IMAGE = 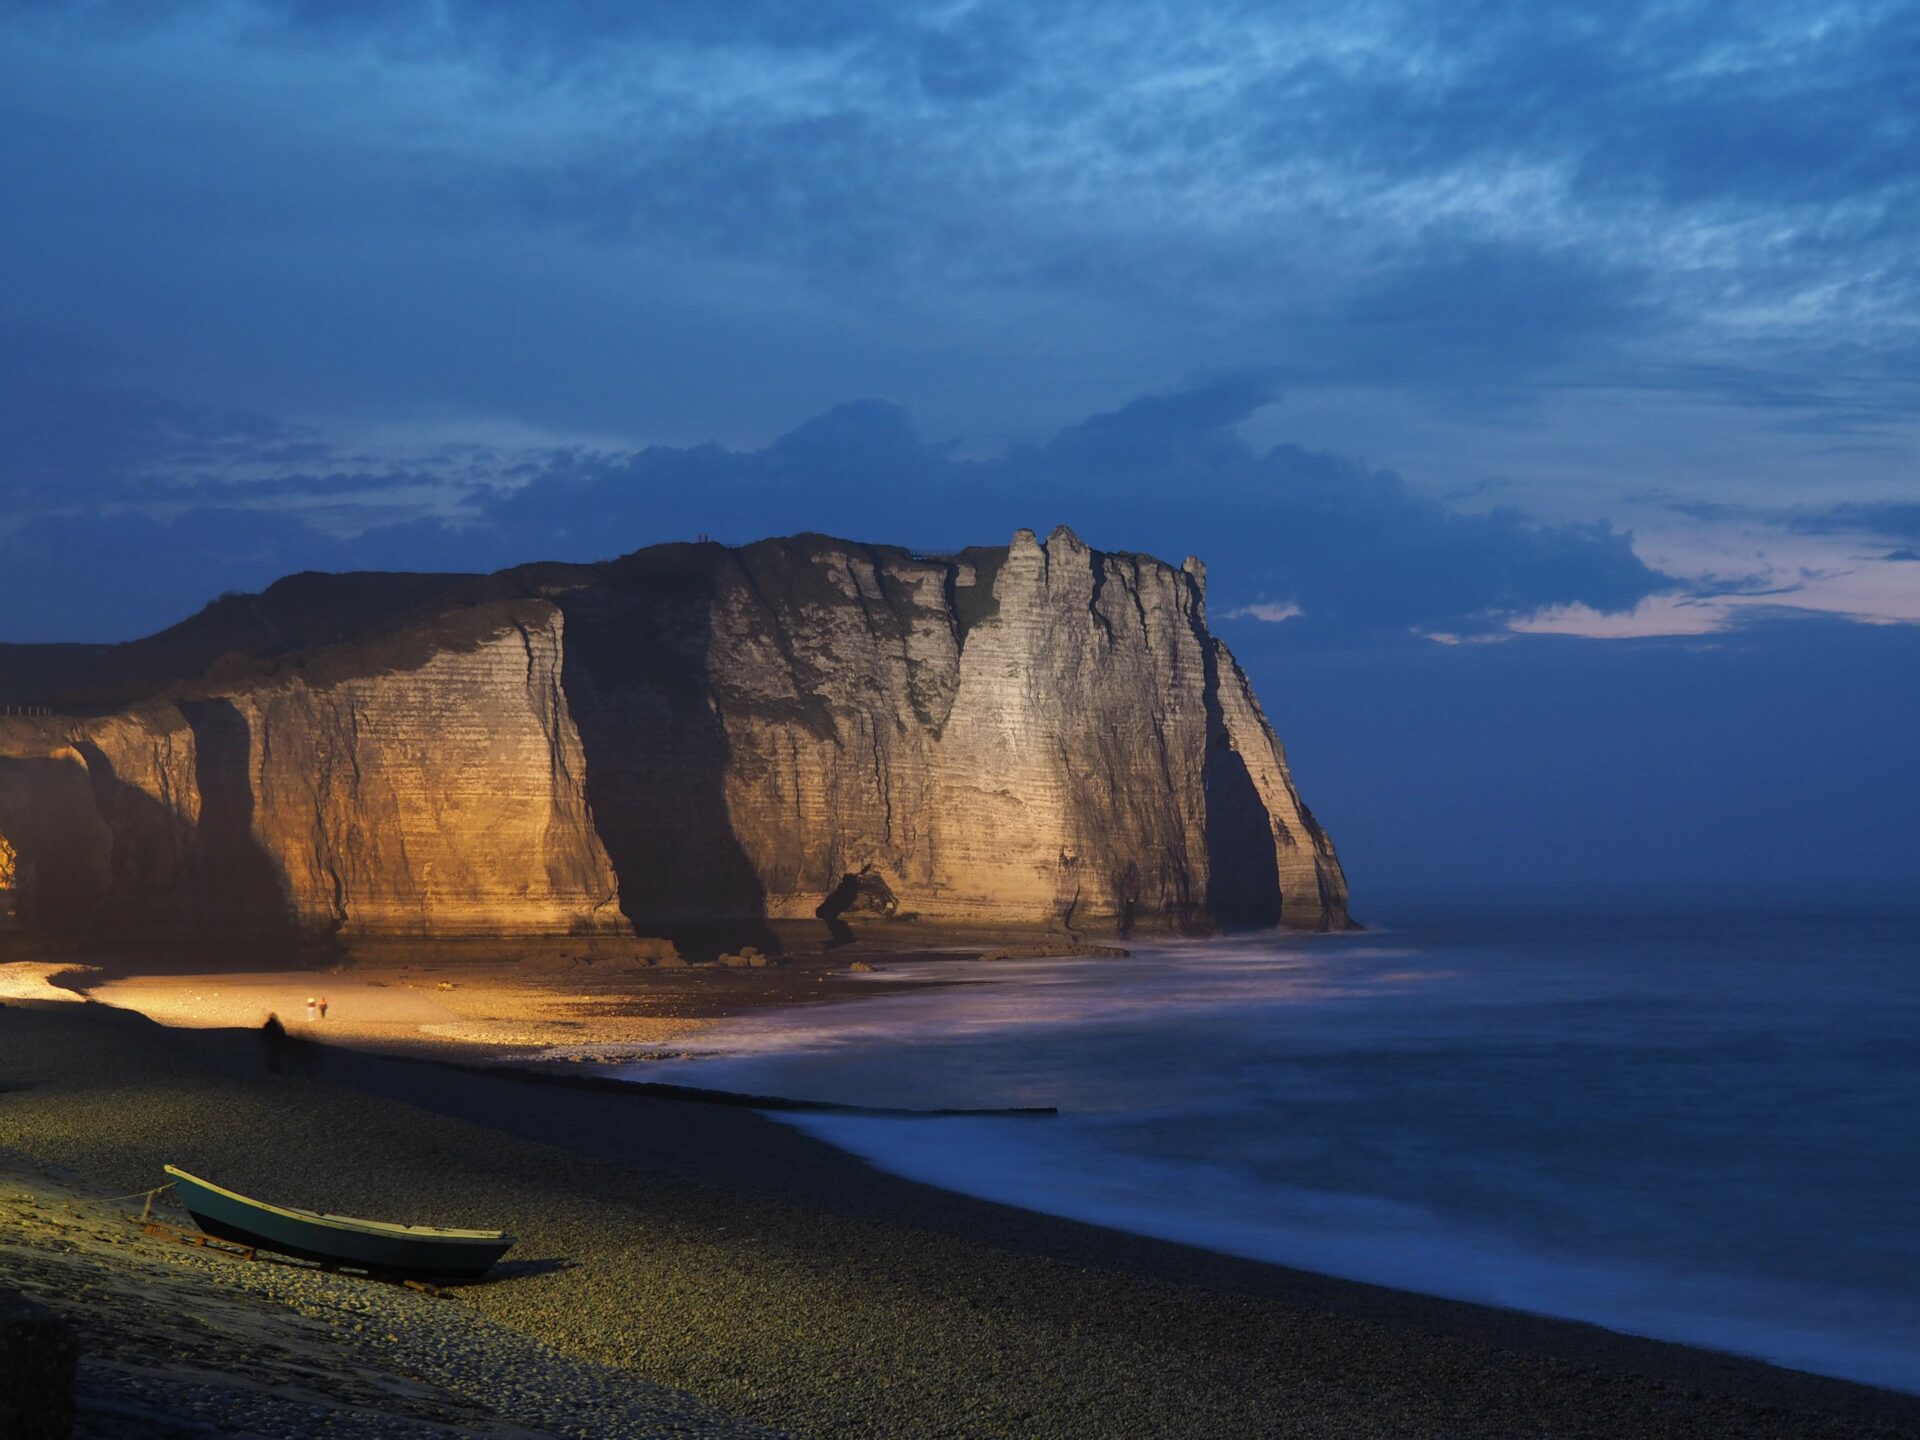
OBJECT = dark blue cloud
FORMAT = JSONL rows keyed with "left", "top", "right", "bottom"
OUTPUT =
{"left": 0, "top": 328, "right": 322, "bottom": 502}
{"left": 0, "top": 1, "right": 1912, "bottom": 643}
{"left": 475, "top": 379, "right": 1673, "bottom": 646}
{"left": 1672, "top": 498, "right": 1920, "bottom": 546}
{"left": 23, "top": 0, "right": 915, "bottom": 57}
{"left": 6, "top": 0, "right": 1915, "bottom": 459}
{"left": 917, "top": 9, "right": 1025, "bottom": 101}
{"left": 1333, "top": 243, "right": 1651, "bottom": 381}
{"left": 1573, "top": 8, "right": 1920, "bottom": 208}
{"left": 0, "top": 379, "right": 1670, "bottom": 643}
{"left": 1787, "top": 502, "right": 1920, "bottom": 543}
{"left": 0, "top": 509, "right": 340, "bottom": 643}
{"left": 0, "top": 504, "right": 517, "bottom": 643}
{"left": 1042, "top": 375, "right": 1280, "bottom": 468}
{"left": 1228, "top": 3, "right": 1920, "bottom": 213}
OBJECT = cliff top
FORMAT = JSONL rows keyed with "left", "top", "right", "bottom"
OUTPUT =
{"left": 0, "top": 528, "right": 1187, "bottom": 715}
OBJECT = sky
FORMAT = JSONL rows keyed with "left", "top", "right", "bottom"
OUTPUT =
{"left": 3, "top": 1, "right": 1917, "bottom": 897}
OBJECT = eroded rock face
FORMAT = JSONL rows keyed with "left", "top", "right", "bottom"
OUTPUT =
{"left": 0, "top": 530, "right": 1349, "bottom": 937}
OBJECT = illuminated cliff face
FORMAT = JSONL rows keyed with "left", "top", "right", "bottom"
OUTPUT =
{"left": 0, "top": 831, "right": 15, "bottom": 917}
{"left": 0, "top": 530, "right": 1350, "bottom": 939}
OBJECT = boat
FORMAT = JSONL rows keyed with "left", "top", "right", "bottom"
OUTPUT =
{"left": 163, "top": 1165, "right": 515, "bottom": 1279}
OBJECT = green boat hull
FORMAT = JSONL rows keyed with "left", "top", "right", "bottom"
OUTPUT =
{"left": 166, "top": 1166, "right": 514, "bottom": 1279}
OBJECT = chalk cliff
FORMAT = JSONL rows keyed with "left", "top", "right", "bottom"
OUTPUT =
{"left": 0, "top": 529, "right": 1349, "bottom": 938}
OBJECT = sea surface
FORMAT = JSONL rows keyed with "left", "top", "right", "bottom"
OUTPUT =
{"left": 627, "top": 892, "right": 1920, "bottom": 1391}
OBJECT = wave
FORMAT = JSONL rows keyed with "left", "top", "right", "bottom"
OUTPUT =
{"left": 628, "top": 914, "right": 1920, "bottom": 1394}
{"left": 780, "top": 1109, "right": 1920, "bottom": 1393}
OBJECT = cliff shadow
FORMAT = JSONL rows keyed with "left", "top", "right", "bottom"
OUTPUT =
{"left": 556, "top": 562, "right": 776, "bottom": 955}
{"left": 0, "top": 755, "right": 114, "bottom": 933}
{"left": 1203, "top": 741, "right": 1284, "bottom": 929}
{"left": 69, "top": 739, "right": 196, "bottom": 931}
{"left": 0, "top": 727, "right": 302, "bottom": 942}
{"left": 177, "top": 700, "right": 300, "bottom": 935}
{"left": 1199, "top": 640, "right": 1283, "bottom": 931}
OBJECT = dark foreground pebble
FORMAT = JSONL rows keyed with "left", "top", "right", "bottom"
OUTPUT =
{"left": 3, "top": 999, "right": 1917, "bottom": 1440}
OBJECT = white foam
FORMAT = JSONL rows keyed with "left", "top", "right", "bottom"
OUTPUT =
{"left": 623, "top": 924, "right": 1920, "bottom": 1394}
{"left": 782, "top": 1110, "right": 1920, "bottom": 1393}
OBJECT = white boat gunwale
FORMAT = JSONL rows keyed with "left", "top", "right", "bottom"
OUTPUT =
{"left": 163, "top": 1165, "right": 513, "bottom": 1244}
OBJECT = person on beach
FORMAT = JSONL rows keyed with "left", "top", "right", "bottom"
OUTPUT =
{"left": 318, "top": 996, "right": 328, "bottom": 1020}
{"left": 305, "top": 996, "right": 317, "bottom": 1022}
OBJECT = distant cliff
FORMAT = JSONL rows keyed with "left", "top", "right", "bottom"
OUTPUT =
{"left": 0, "top": 529, "right": 1349, "bottom": 939}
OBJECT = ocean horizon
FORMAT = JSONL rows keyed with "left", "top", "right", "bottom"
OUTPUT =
{"left": 629, "top": 888, "right": 1920, "bottom": 1393}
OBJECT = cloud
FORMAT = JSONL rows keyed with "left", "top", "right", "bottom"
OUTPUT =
{"left": 1786, "top": 502, "right": 1920, "bottom": 544}
{"left": 1669, "top": 497, "right": 1920, "bottom": 548}
{"left": 1569, "top": 8, "right": 1920, "bottom": 211}
{"left": 1510, "top": 595, "right": 1727, "bottom": 640}
{"left": 0, "top": 508, "right": 337, "bottom": 642}
{"left": 0, "top": 376, "right": 1679, "bottom": 644}
{"left": 1334, "top": 242, "right": 1652, "bottom": 380}
{"left": 0, "top": 502, "right": 525, "bottom": 643}
{"left": 1041, "top": 375, "right": 1282, "bottom": 468}
{"left": 482, "top": 377, "right": 1679, "bottom": 643}
{"left": 917, "top": 9, "right": 1025, "bottom": 101}
{"left": 5, "top": 0, "right": 1916, "bottom": 462}
{"left": 0, "top": 328, "right": 332, "bottom": 506}
{"left": 1, "top": 3, "right": 1914, "bottom": 644}
{"left": 1610, "top": 497, "right": 1920, "bottom": 632}
{"left": 1225, "top": 602, "right": 1304, "bottom": 624}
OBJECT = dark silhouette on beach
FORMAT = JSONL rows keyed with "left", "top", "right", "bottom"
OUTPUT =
{"left": 259, "top": 1012, "right": 320, "bottom": 1077}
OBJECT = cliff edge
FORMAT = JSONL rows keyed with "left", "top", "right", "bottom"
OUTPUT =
{"left": 0, "top": 529, "right": 1349, "bottom": 938}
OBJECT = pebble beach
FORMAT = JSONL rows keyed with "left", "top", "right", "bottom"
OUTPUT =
{"left": 5, "top": 963, "right": 1920, "bottom": 1439}
{"left": 0, "top": 1161, "right": 779, "bottom": 1439}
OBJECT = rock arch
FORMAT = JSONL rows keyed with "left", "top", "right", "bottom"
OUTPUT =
{"left": 0, "top": 829, "right": 16, "bottom": 921}
{"left": 0, "top": 751, "right": 115, "bottom": 933}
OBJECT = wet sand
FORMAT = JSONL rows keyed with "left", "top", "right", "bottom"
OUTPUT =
{"left": 78, "top": 963, "right": 717, "bottom": 1056}
{"left": 14, "top": 928, "right": 1003, "bottom": 1061}
{"left": 3, "top": 986, "right": 1918, "bottom": 1439}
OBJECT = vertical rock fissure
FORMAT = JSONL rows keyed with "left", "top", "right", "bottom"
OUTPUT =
{"left": 941, "top": 562, "right": 963, "bottom": 647}
{"left": 1087, "top": 555, "right": 1115, "bottom": 644}
{"left": 1122, "top": 556, "right": 1159, "bottom": 647}
{"left": 869, "top": 723, "right": 894, "bottom": 851}
{"left": 316, "top": 698, "right": 353, "bottom": 929}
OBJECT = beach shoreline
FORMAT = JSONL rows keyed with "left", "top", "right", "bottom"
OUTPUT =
{"left": 0, "top": 926, "right": 1045, "bottom": 1065}
{"left": 3, "top": 964, "right": 1919, "bottom": 1438}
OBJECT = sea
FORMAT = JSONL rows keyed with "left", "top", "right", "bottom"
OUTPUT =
{"left": 627, "top": 889, "right": 1920, "bottom": 1392}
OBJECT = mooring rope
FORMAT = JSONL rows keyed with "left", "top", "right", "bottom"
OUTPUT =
{"left": 96, "top": 1181, "right": 177, "bottom": 1205}
{"left": 89, "top": 1180, "right": 180, "bottom": 1222}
